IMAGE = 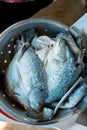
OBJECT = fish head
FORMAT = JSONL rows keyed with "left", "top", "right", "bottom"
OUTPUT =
{"left": 28, "top": 87, "right": 45, "bottom": 112}
{"left": 50, "top": 37, "right": 70, "bottom": 62}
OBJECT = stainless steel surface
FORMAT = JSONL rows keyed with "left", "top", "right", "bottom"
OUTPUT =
{"left": 0, "top": 18, "right": 70, "bottom": 125}
{"left": 0, "top": 13, "right": 87, "bottom": 130}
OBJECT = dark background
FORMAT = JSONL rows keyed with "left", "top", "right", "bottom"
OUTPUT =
{"left": 32, "top": 0, "right": 87, "bottom": 27}
{"left": 0, "top": 0, "right": 53, "bottom": 33}
{"left": 0, "top": 0, "right": 87, "bottom": 32}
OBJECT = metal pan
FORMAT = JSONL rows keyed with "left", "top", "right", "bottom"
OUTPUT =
{"left": 0, "top": 17, "right": 83, "bottom": 126}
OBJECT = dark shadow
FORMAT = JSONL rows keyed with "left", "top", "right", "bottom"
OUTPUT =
{"left": 0, "top": 0, "right": 53, "bottom": 33}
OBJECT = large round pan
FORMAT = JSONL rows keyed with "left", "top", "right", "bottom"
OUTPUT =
{"left": 0, "top": 18, "right": 76, "bottom": 125}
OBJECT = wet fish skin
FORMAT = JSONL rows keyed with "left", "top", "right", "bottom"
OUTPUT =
{"left": 56, "top": 31, "right": 81, "bottom": 56}
{"left": 45, "top": 36, "right": 84, "bottom": 104}
{"left": 5, "top": 43, "right": 47, "bottom": 111}
{"left": 60, "top": 84, "right": 87, "bottom": 109}
{"left": 18, "top": 46, "right": 47, "bottom": 112}
{"left": 5, "top": 45, "right": 30, "bottom": 109}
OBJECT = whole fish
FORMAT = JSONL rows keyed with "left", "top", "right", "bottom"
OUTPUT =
{"left": 5, "top": 43, "right": 47, "bottom": 112}
{"left": 44, "top": 36, "right": 84, "bottom": 104}
{"left": 18, "top": 46, "right": 47, "bottom": 112}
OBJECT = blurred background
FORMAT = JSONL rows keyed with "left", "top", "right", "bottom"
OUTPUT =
{"left": 32, "top": 0, "right": 87, "bottom": 26}
{"left": 0, "top": 0, "right": 87, "bottom": 32}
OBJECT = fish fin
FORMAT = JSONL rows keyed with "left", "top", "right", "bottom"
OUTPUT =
{"left": 23, "top": 28, "right": 35, "bottom": 42}
{"left": 18, "top": 44, "right": 30, "bottom": 61}
{"left": 21, "top": 45, "right": 28, "bottom": 55}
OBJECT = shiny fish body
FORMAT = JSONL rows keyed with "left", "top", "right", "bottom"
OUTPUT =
{"left": 5, "top": 45, "right": 30, "bottom": 109}
{"left": 45, "top": 37, "right": 84, "bottom": 104}
{"left": 60, "top": 84, "right": 87, "bottom": 108}
{"left": 17, "top": 46, "right": 47, "bottom": 112}
{"left": 6, "top": 44, "right": 47, "bottom": 112}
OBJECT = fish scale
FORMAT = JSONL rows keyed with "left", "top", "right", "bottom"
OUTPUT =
{"left": 5, "top": 44, "right": 47, "bottom": 112}
{"left": 44, "top": 37, "right": 84, "bottom": 104}
{"left": 45, "top": 57, "right": 75, "bottom": 103}
{"left": 17, "top": 46, "right": 47, "bottom": 111}
{"left": 18, "top": 46, "right": 47, "bottom": 89}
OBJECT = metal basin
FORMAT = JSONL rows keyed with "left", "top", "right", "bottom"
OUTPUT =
{"left": 0, "top": 18, "right": 84, "bottom": 126}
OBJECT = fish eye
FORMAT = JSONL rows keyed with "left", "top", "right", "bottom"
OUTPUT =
{"left": 39, "top": 88, "right": 43, "bottom": 92}
{"left": 51, "top": 44, "right": 54, "bottom": 47}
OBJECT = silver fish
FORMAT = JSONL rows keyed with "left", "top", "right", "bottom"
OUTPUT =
{"left": 45, "top": 36, "right": 84, "bottom": 104}
{"left": 5, "top": 44, "right": 29, "bottom": 109}
{"left": 5, "top": 44, "right": 47, "bottom": 112}
{"left": 50, "top": 82, "right": 87, "bottom": 109}
{"left": 60, "top": 84, "right": 87, "bottom": 109}
{"left": 18, "top": 46, "right": 47, "bottom": 112}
